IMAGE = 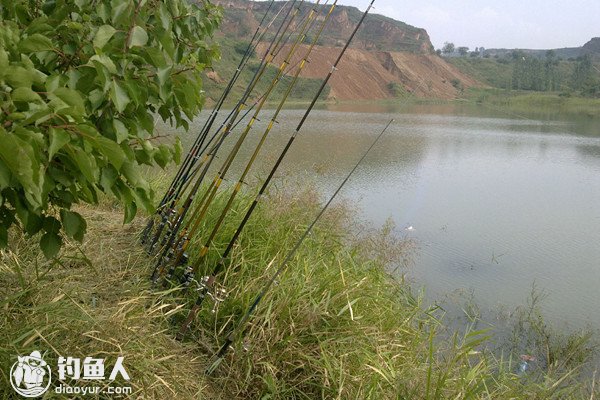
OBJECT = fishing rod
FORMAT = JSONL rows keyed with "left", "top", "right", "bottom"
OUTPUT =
{"left": 176, "top": 0, "right": 339, "bottom": 284}
{"left": 163, "top": 1, "right": 339, "bottom": 291}
{"left": 149, "top": 0, "right": 310, "bottom": 278}
{"left": 141, "top": 0, "right": 279, "bottom": 244}
{"left": 150, "top": 43, "right": 318, "bottom": 224}
{"left": 148, "top": 49, "right": 307, "bottom": 233}
{"left": 147, "top": 0, "right": 311, "bottom": 260}
{"left": 146, "top": 0, "right": 303, "bottom": 258}
{"left": 177, "top": 0, "right": 375, "bottom": 335}
{"left": 157, "top": 0, "right": 291, "bottom": 206}
{"left": 147, "top": 1, "right": 321, "bottom": 242}
{"left": 152, "top": 0, "right": 322, "bottom": 281}
{"left": 205, "top": 118, "right": 394, "bottom": 375}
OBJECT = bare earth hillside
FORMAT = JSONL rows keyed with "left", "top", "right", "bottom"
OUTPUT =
{"left": 255, "top": 43, "right": 481, "bottom": 100}
{"left": 211, "top": 0, "right": 483, "bottom": 100}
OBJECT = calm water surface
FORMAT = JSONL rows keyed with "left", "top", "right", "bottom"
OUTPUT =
{"left": 170, "top": 103, "right": 600, "bottom": 329}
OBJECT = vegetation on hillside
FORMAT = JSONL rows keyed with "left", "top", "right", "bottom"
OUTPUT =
{"left": 448, "top": 51, "right": 600, "bottom": 98}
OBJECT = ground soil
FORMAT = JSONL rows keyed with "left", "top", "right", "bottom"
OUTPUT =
{"left": 255, "top": 43, "right": 484, "bottom": 100}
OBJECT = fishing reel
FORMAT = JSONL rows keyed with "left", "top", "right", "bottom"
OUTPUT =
{"left": 180, "top": 265, "right": 195, "bottom": 288}
{"left": 196, "top": 276, "right": 228, "bottom": 314}
{"left": 163, "top": 252, "right": 189, "bottom": 288}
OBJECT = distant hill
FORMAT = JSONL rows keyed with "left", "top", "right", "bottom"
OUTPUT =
{"left": 484, "top": 37, "right": 600, "bottom": 60}
{"left": 203, "top": 1, "right": 482, "bottom": 101}
{"left": 582, "top": 37, "right": 600, "bottom": 57}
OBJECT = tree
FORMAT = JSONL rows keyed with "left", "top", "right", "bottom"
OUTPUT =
{"left": 0, "top": 0, "right": 221, "bottom": 258}
{"left": 572, "top": 55, "right": 597, "bottom": 93}
{"left": 457, "top": 46, "right": 469, "bottom": 56}
{"left": 442, "top": 42, "right": 455, "bottom": 55}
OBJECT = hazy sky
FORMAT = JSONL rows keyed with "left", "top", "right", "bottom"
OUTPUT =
{"left": 335, "top": 0, "right": 600, "bottom": 50}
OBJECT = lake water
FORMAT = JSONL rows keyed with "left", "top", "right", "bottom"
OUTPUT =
{"left": 170, "top": 103, "right": 600, "bottom": 330}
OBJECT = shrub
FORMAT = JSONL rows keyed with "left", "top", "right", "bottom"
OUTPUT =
{"left": 0, "top": 0, "right": 221, "bottom": 258}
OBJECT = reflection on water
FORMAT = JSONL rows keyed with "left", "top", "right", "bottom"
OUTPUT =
{"left": 170, "top": 103, "right": 600, "bottom": 329}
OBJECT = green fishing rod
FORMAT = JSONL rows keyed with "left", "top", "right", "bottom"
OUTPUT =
{"left": 141, "top": 0, "right": 279, "bottom": 245}
{"left": 155, "top": 0, "right": 289, "bottom": 205}
{"left": 147, "top": 46, "right": 313, "bottom": 262}
{"left": 205, "top": 118, "right": 393, "bottom": 375}
{"left": 147, "top": 0, "right": 310, "bottom": 262}
{"left": 146, "top": 0, "right": 302, "bottom": 256}
{"left": 165, "top": 1, "right": 338, "bottom": 294}
{"left": 171, "top": 1, "right": 338, "bottom": 296}
{"left": 152, "top": 0, "right": 322, "bottom": 281}
{"left": 177, "top": 0, "right": 375, "bottom": 335}
{"left": 146, "top": 0, "right": 298, "bottom": 254}
{"left": 150, "top": 0, "right": 309, "bottom": 279}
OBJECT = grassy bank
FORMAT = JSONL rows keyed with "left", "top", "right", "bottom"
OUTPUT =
{"left": 1, "top": 179, "right": 598, "bottom": 398}
{"left": 464, "top": 88, "right": 600, "bottom": 118}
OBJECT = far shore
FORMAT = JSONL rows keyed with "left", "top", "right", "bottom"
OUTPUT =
{"left": 205, "top": 89, "right": 600, "bottom": 119}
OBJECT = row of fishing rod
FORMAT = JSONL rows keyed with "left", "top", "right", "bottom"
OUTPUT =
{"left": 140, "top": 0, "right": 382, "bottom": 374}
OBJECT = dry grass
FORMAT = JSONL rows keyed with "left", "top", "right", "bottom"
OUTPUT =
{"left": 0, "top": 205, "right": 223, "bottom": 399}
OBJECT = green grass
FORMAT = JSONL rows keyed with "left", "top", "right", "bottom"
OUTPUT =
{"left": 465, "top": 87, "right": 600, "bottom": 118}
{"left": 1, "top": 172, "right": 598, "bottom": 398}
{"left": 448, "top": 57, "right": 514, "bottom": 89}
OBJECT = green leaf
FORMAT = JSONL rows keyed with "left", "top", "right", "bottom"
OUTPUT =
{"left": 24, "top": 213, "right": 43, "bottom": 236}
{"left": 157, "top": 66, "right": 172, "bottom": 86}
{"left": 0, "top": 158, "right": 11, "bottom": 187}
{"left": 133, "top": 187, "right": 154, "bottom": 213}
{"left": 11, "top": 87, "right": 42, "bottom": 102}
{"left": 128, "top": 26, "right": 148, "bottom": 48}
{"left": 153, "top": 145, "right": 172, "bottom": 168}
{"left": 60, "top": 209, "right": 87, "bottom": 242}
{"left": 157, "top": 29, "right": 175, "bottom": 59}
{"left": 100, "top": 165, "right": 118, "bottom": 191}
{"left": 110, "top": 80, "right": 130, "bottom": 113}
{"left": 94, "top": 136, "right": 126, "bottom": 170}
{"left": 113, "top": 119, "right": 129, "bottom": 143}
{"left": 88, "top": 89, "right": 105, "bottom": 111}
{"left": 48, "top": 128, "right": 71, "bottom": 159}
{"left": 93, "top": 25, "right": 116, "bottom": 50}
{"left": 0, "top": 131, "right": 42, "bottom": 206}
{"left": 53, "top": 87, "right": 86, "bottom": 114}
{"left": 40, "top": 231, "right": 62, "bottom": 259}
{"left": 121, "top": 161, "right": 148, "bottom": 190}
{"left": 123, "top": 199, "right": 137, "bottom": 224}
{"left": 0, "top": 48, "right": 9, "bottom": 74}
{"left": 71, "top": 147, "right": 98, "bottom": 182}
{"left": 111, "top": 1, "right": 131, "bottom": 26}
{"left": 43, "top": 216, "right": 62, "bottom": 234}
{"left": 89, "top": 54, "right": 118, "bottom": 75}
{"left": 5, "top": 67, "right": 33, "bottom": 88}
{"left": 19, "top": 34, "right": 54, "bottom": 52}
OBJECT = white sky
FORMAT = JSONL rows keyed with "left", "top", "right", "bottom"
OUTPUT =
{"left": 331, "top": 0, "right": 600, "bottom": 50}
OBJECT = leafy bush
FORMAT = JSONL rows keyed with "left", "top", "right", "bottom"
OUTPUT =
{"left": 0, "top": 0, "right": 221, "bottom": 258}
